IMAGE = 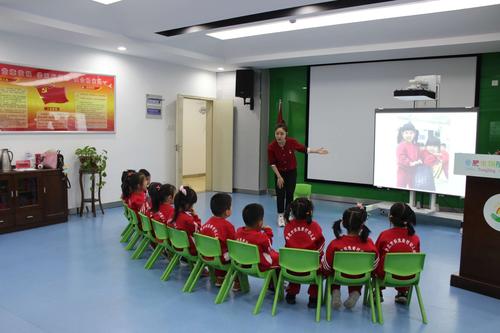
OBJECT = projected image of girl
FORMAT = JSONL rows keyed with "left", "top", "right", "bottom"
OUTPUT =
{"left": 396, "top": 122, "right": 422, "bottom": 188}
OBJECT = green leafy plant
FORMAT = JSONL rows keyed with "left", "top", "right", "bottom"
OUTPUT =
{"left": 75, "top": 146, "right": 108, "bottom": 190}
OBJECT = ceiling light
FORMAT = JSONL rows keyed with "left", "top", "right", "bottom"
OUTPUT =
{"left": 207, "top": 0, "right": 500, "bottom": 40}
{"left": 92, "top": 0, "right": 123, "bottom": 5}
{"left": 117, "top": 46, "right": 127, "bottom": 51}
{"left": 217, "top": 67, "right": 225, "bottom": 71}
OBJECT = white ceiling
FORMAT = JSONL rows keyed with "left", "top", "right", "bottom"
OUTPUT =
{"left": 0, "top": 0, "right": 499, "bottom": 71}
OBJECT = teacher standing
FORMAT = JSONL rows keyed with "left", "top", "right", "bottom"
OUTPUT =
{"left": 268, "top": 122, "right": 328, "bottom": 227}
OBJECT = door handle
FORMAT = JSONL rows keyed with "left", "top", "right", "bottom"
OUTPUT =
{"left": 26, "top": 215, "right": 34, "bottom": 219}
{"left": 11, "top": 190, "right": 14, "bottom": 198}
{"left": 43, "top": 187, "right": 46, "bottom": 194}
{"left": 0, "top": 220, "right": 4, "bottom": 224}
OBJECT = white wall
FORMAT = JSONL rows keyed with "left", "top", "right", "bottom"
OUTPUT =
{"left": 0, "top": 31, "right": 216, "bottom": 209}
{"left": 182, "top": 98, "right": 206, "bottom": 176}
{"left": 217, "top": 70, "right": 269, "bottom": 193}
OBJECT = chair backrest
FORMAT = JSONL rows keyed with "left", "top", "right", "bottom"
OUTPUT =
{"left": 194, "top": 233, "right": 228, "bottom": 268}
{"left": 383, "top": 253, "right": 426, "bottom": 286}
{"left": 127, "top": 207, "right": 139, "bottom": 226}
{"left": 194, "top": 233, "right": 222, "bottom": 257}
{"left": 122, "top": 202, "right": 130, "bottom": 220}
{"left": 332, "top": 251, "right": 376, "bottom": 285}
{"left": 167, "top": 227, "right": 190, "bottom": 250}
{"left": 293, "top": 183, "right": 312, "bottom": 200}
{"left": 152, "top": 219, "right": 168, "bottom": 241}
{"left": 138, "top": 212, "right": 152, "bottom": 232}
{"left": 227, "top": 239, "right": 262, "bottom": 276}
{"left": 279, "top": 248, "right": 320, "bottom": 283}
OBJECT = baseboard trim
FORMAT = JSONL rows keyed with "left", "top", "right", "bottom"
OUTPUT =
{"left": 233, "top": 188, "right": 268, "bottom": 195}
{"left": 69, "top": 201, "right": 123, "bottom": 215}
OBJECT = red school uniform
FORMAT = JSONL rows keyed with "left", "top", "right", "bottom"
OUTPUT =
{"left": 175, "top": 211, "right": 202, "bottom": 256}
{"left": 268, "top": 137, "right": 306, "bottom": 172}
{"left": 322, "top": 235, "right": 378, "bottom": 293}
{"left": 128, "top": 191, "right": 146, "bottom": 212}
{"left": 284, "top": 219, "right": 325, "bottom": 298}
{"left": 322, "top": 235, "right": 378, "bottom": 274}
{"left": 235, "top": 227, "right": 279, "bottom": 272}
{"left": 151, "top": 203, "right": 174, "bottom": 226}
{"left": 200, "top": 216, "right": 236, "bottom": 262}
{"left": 375, "top": 227, "right": 420, "bottom": 278}
{"left": 284, "top": 219, "right": 325, "bottom": 252}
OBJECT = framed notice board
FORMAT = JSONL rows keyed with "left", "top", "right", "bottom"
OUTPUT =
{"left": 0, "top": 63, "right": 115, "bottom": 133}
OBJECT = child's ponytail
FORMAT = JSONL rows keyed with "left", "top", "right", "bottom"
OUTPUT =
{"left": 359, "top": 225, "right": 371, "bottom": 242}
{"left": 172, "top": 185, "right": 197, "bottom": 223}
{"left": 332, "top": 219, "right": 343, "bottom": 239}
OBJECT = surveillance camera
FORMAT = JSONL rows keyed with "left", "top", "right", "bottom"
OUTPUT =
{"left": 289, "top": 19, "right": 296, "bottom": 24}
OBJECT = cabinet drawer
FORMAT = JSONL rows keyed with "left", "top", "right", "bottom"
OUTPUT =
{"left": 15, "top": 210, "right": 43, "bottom": 226}
{"left": 0, "top": 212, "right": 15, "bottom": 229}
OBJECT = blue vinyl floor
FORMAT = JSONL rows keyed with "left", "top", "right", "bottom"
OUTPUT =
{"left": 1, "top": 192, "right": 499, "bottom": 333}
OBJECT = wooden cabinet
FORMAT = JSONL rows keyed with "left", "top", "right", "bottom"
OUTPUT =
{"left": 0, "top": 169, "right": 68, "bottom": 234}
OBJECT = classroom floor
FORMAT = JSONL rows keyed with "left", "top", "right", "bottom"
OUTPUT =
{"left": 1, "top": 192, "right": 499, "bottom": 333}
{"left": 182, "top": 174, "right": 206, "bottom": 192}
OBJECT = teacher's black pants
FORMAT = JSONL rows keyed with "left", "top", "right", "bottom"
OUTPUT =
{"left": 275, "top": 169, "right": 297, "bottom": 214}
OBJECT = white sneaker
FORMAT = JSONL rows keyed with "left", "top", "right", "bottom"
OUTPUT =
{"left": 277, "top": 214, "right": 286, "bottom": 227}
{"left": 332, "top": 289, "right": 342, "bottom": 309}
{"left": 344, "top": 291, "right": 361, "bottom": 309}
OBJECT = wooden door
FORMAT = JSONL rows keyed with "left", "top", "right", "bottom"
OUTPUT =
{"left": 14, "top": 173, "right": 43, "bottom": 226}
{"left": 43, "top": 170, "right": 68, "bottom": 224}
{"left": 211, "top": 99, "right": 234, "bottom": 192}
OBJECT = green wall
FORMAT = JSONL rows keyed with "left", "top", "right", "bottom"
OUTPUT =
{"left": 268, "top": 53, "right": 500, "bottom": 209}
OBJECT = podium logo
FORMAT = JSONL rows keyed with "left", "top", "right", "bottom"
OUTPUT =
{"left": 483, "top": 194, "right": 500, "bottom": 232}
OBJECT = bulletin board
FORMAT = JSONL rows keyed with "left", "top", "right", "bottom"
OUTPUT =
{"left": 0, "top": 63, "right": 115, "bottom": 132}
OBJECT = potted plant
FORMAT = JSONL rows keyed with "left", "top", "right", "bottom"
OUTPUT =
{"left": 75, "top": 146, "right": 108, "bottom": 189}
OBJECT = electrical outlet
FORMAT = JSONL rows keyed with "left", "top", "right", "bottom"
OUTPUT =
{"left": 492, "top": 80, "right": 499, "bottom": 87}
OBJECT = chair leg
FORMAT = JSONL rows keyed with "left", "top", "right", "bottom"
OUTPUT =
{"left": 407, "top": 285, "right": 414, "bottom": 305}
{"left": 326, "top": 277, "right": 332, "bottom": 321}
{"left": 363, "top": 282, "right": 369, "bottom": 306}
{"left": 239, "top": 273, "right": 250, "bottom": 294}
{"left": 131, "top": 237, "right": 149, "bottom": 259}
{"left": 183, "top": 260, "right": 204, "bottom": 292}
{"left": 144, "top": 245, "right": 163, "bottom": 269}
{"left": 253, "top": 272, "right": 272, "bottom": 315}
{"left": 375, "top": 279, "right": 384, "bottom": 324}
{"left": 316, "top": 277, "right": 323, "bottom": 322}
{"left": 125, "top": 231, "right": 141, "bottom": 250}
{"left": 368, "top": 281, "right": 376, "bottom": 323}
{"left": 209, "top": 267, "right": 216, "bottom": 285}
{"left": 218, "top": 269, "right": 238, "bottom": 304}
{"left": 271, "top": 271, "right": 284, "bottom": 316}
{"left": 120, "top": 224, "right": 133, "bottom": 242}
{"left": 215, "top": 267, "right": 233, "bottom": 304}
{"left": 415, "top": 285, "right": 428, "bottom": 324}
{"left": 161, "top": 254, "right": 180, "bottom": 281}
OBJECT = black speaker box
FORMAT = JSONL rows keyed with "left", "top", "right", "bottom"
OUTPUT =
{"left": 235, "top": 69, "right": 254, "bottom": 98}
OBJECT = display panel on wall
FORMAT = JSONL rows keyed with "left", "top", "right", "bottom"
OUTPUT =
{"left": 0, "top": 63, "right": 115, "bottom": 133}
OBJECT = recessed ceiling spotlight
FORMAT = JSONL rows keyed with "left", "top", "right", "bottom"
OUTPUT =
{"left": 217, "top": 67, "right": 225, "bottom": 71}
{"left": 92, "top": 0, "right": 123, "bottom": 5}
{"left": 117, "top": 46, "right": 127, "bottom": 51}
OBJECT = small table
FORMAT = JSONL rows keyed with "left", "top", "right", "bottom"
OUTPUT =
{"left": 79, "top": 169, "right": 104, "bottom": 217}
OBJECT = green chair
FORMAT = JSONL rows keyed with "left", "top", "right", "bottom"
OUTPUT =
{"left": 324, "top": 252, "right": 377, "bottom": 323}
{"left": 375, "top": 253, "right": 427, "bottom": 324}
{"left": 218, "top": 239, "right": 281, "bottom": 314}
{"left": 183, "top": 233, "right": 232, "bottom": 297}
{"left": 293, "top": 183, "right": 312, "bottom": 200}
{"left": 131, "top": 212, "right": 156, "bottom": 260}
{"left": 124, "top": 207, "right": 142, "bottom": 250}
{"left": 160, "top": 227, "right": 200, "bottom": 288}
{"left": 272, "top": 248, "right": 322, "bottom": 322}
{"left": 120, "top": 202, "right": 134, "bottom": 243}
{"left": 144, "top": 219, "right": 173, "bottom": 270}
